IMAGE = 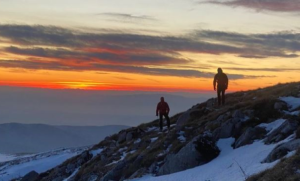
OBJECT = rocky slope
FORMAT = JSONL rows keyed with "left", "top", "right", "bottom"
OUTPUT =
{"left": 19, "top": 82, "right": 300, "bottom": 181}
{"left": 0, "top": 147, "right": 88, "bottom": 181}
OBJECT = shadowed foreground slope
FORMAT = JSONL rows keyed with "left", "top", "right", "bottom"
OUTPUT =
{"left": 16, "top": 82, "right": 300, "bottom": 181}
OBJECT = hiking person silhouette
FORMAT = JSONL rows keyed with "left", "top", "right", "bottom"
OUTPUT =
{"left": 213, "top": 68, "right": 228, "bottom": 106}
{"left": 156, "top": 97, "right": 170, "bottom": 132}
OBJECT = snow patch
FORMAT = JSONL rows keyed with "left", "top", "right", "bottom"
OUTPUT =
{"left": 177, "top": 131, "right": 186, "bottom": 143}
{"left": 134, "top": 139, "right": 142, "bottom": 144}
{"left": 147, "top": 127, "right": 159, "bottom": 132}
{"left": 280, "top": 97, "right": 300, "bottom": 110}
{"left": 0, "top": 148, "right": 85, "bottom": 181}
{"left": 63, "top": 167, "right": 80, "bottom": 181}
{"left": 257, "top": 119, "right": 286, "bottom": 135}
{"left": 89, "top": 149, "right": 103, "bottom": 158}
{"left": 131, "top": 137, "right": 288, "bottom": 181}
{"left": 106, "top": 152, "right": 127, "bottom": 166}
{"left": 0, "top": 154, "right": 16, "bottom": 162}
{"left": 151, "top": 137, "right": 158, "bottom": 142}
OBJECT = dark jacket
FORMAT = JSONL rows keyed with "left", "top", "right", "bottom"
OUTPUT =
{"left": 213, "top": 73, "right": 228, "bottom": 90}
{"left": 156, "top": 102, "right": 170, "bottom": 115}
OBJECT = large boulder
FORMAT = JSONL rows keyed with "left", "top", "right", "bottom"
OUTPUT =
{"left": 126, "top": 132, "right": 133, "bottom": 142}
{"left": 219, "top": 118, "right": 241, "bottom": 138}
{"left": 263, "top": 139, "right": 300, "bottom": 163}
{"left": 265, "top": 119, "right": 299, "bottom": 144}
{"left": 176, "top": 110, "right": 192, "bottom": 131}
{"left": 21, "top": 171, "right": 39, "bottom": 181}
{"left": 157, "top": 135, "right": 219, "bottom": 176}
{"left": 232, "top": 110, "right": 244, "bottom": 120}
{"left": 118, "top": 131, "right": 127, "bottom": 143}
{"left": 234, "top": 127, "right": 267, "bottom": 148}
{"left": 100, "top": 160, "right": 128, "bottom": 181}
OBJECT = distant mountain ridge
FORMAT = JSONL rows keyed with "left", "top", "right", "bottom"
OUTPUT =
{"left": 0, "top": 123, "right": 129, "bottom": 154}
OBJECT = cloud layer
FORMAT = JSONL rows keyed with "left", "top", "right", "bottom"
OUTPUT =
{"left": 203, "top": 0, "right": 300, "bottom": 12}
{"left": 0, "top": 24, "right": 299, "bottom": 79}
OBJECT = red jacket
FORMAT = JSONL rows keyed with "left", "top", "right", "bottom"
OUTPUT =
{"left": 156, "top": 101, "right": 170, "bottom": 115}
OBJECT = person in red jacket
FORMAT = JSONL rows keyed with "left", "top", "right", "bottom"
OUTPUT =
{"left": 156, "top": 97, "right": 170, "bottom": 131}
{"left": 213, "top": 68, "right": 229, "bottom": 106}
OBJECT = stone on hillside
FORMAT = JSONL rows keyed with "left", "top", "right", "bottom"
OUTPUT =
{"left": 215, "top": 112, "right": 231, "bottom": 124}
{"left": 235, "top": 127, "right": 267, "bottom": 148}
{"left": 265, "top": 119, "right": 299, "bottom": 144}
{"left": 126, "top": 132, "right": 133, "bottom": 142}
{"left": 118, "top": 131, "right": 127, "bottom": 143}
{"left": 21, "top": 171, "right": 39, "bottom": 181}
{"left": 128, "top": 168, "right": 147, "bottom": 179}
{"left": 157, "top": 135, "right": 219, "bottom": 176}
{"left": 77, "top": 151, "right": 92, "bottom": 165}
{"left": 220, "top": 118, "right": 239, "bottom": 138}
{"left": 101, "top": 160, "right": 128, "bottom": 181}
{"left": 88, "top": 175, "right": 98, "bottom": 181}
{"left": 233, "top": 110, "right": 244, "bottom": 119}
{"left": 274, "top": 101, "right": 287, "bottom": 110}
{"left": 176, "top": 110, "right": 192, "bottom": 131}
{"left": 109, "top": 141, "right": 117, "bottom": 148}
{"left": 213, "top": 114, "right": 245, "bottom": 139}
{"left": 66, "top": 163, "right": 76, "bottom": 174}
{"left": 263, "top": 139, "right": 300, "bottom": 163}
{"left": 244, "top": 109, "right": 255, "bottom": 119}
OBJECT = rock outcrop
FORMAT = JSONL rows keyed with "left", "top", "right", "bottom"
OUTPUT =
{"left": 158, "top": 135, "right": 219, "bottom": 176}
{"left": 265, "top": 119, "right": 299, "bottom": 144}
{"left": 21, "top": 171, "right": 39, "bottom": 181}
{"left": 263, "top": 139, "right": 300, "bottom": 163}
{"left": 235, "top": 127, "right": 267, "bottom": 148}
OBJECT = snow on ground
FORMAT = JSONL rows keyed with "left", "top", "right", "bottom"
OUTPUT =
{"left": 147, "top": 127, "right": 159, "bottom": 132}
{"left": 107, "top": 152, "right": 128, "bottom": 166}
{"left": 63, "top": 167, "right": 80, "bottom": 181}
{"left": 177, "top": 131, "right": 186, "bottom": 143}
{"left": 0, "top": 154, "right": 16, "bottom": 162}
{"left": 284, "top": 110, "right": 300, "bottom": 116}
{"left": 151, "top": 137, "right": 158, "bottom": 142}
{"left": 130, "top": 138, "right": 287, "bottom": 181}
{"left": 134, "top": 138, "right": 142, "bottom": 144}
{"left": 131, "top": 118, "right": 296, "bottom": 181}
{"left": 90, "top": 148, "right": 103, "bottom": 158}
{"left": 258, "top": 119, "right": 286, "bottom": 135}
{"left": 0, "top": 148, "right": 85, "bottom": 181}
{"left": 280, "top": 97, "right": 300, "bottom": 110}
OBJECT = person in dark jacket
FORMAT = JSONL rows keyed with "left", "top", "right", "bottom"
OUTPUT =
{"left": 213, "top": 68, "right": 229, "bottom": 106}
{"left": 156, "top": 97, "right": 170, "bottom": 131}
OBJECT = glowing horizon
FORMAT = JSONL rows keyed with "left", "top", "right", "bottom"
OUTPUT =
{"left": 0, "top": 0, "right": 299, "bottom": 93}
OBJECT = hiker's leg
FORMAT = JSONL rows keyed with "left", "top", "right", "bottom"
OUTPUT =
{"left": 222, "top": 90, "right": 225, "bottom": 105}
{"left": 217, "top": 89, "right": 221, "bottom": 106}
{"left": 165, "top": 114, "right": 171, "bottom": 129}
{"left": 159, "top": 114, "right": 163, "bottom": 131}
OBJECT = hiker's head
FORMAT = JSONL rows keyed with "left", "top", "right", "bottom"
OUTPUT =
{"left": 160, "top": 97, "right": 165, "bottom": 102}
{"left": 217, "top": 68, "right": 223, "bottom": 74}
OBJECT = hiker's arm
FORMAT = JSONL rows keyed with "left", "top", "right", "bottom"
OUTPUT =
{"left": 156, "top": 103, "right": 159, "bottom": 116}
{"left": 213, "top": 75, "right": 217, "bottom": 90}
{"left": 225, "top": 75, "right": 229, "bottom": 89}
{"left": 166, "top": 103, "right": 170, "bottom": 114}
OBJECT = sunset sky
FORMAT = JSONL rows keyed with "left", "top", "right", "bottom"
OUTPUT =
{"left": 0, "top": 0, "right": 300, "bottom": 92}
